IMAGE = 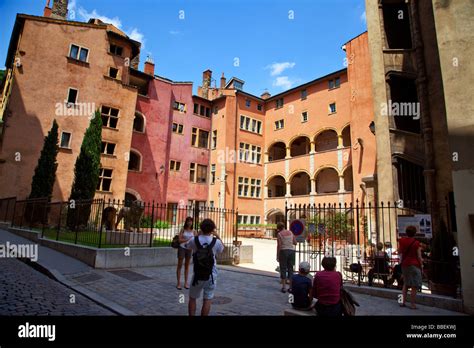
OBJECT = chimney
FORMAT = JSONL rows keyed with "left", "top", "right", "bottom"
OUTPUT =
{"left": 201, "top": 69, "right": 212, "bottom": 99}
{"left": 50, "top": 0, "right": 68, "bottom": 20}
{"left": 43, "top": 0, "right": 52, "bottom": 17}
{"left": 144, "top": 55, "right": 155, "bottom": 75}
{"left": 261, "top": 91, "right": 271, "bottom": 100}
{"left": 220, "top": 73, "right": 226, "bottom": 89}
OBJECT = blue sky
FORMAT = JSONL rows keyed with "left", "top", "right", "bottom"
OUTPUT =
{"left": 0, "top": 0, "right": 367, "bottom": 96}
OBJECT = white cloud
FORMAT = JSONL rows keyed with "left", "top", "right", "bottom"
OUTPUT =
{"left": 169, "top": 30, "right": 181, "bottom": 35}
{"left": 78, "top": 7, "right": 122, "bottom": 28}
{"left": 273, "top": 76, "right": 295, "bottom": 90}
{"left": 360, "top": 10, "right": 367, "bottom": 24}
{"left": 77, "top": 6, "right": 145, "bottom": 47}
{"left": 266, "top": 62, "right": 296, "bottom": 76}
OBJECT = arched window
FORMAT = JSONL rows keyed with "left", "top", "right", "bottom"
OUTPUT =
{"left": 342, "top": 126, "right": 351, "bottom": 147}
{"left": 316, "top": 168, "right": 339, "bottom": 194}
{"left": 290, "top": 172, "right": 311, "bottom": 196}
{"left": 128, "top": 150, "right": 142, "bottom": 171}
{"left": 133, "top": 112, "right": 145, "bottom": 133}
{"left": 267, "top": 175, "right": 286, "bottom": 197}
{"left": 315, "top": 130, "right": 338, "bottom": 152}
{"left": 290, "top": 136, "right": 310, "bottom": 157}
{"left": 267, "top": 142, "right": 286, "bottom": 161}
{"left": 343, "top": 167, "right": 353, "bottom": 192}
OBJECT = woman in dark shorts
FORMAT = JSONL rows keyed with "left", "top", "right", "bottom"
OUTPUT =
{"left": 398, "top": 225, "right": 423, "bottom": 309}
{"left": 176, "top": 217, "right": 196, "bottom": 290}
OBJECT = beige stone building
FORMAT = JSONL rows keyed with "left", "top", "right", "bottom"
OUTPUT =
{"left": 366, "top": 0, "right": 474, "bottom": 312}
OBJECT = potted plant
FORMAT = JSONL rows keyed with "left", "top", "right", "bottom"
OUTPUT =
{"left": 428, "top": 219, "right": 458, "bottom": 297}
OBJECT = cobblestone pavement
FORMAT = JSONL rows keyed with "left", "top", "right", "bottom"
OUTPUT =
{"left": 65, "top": 265, "right": 464, "bottom": 316}
{"left": 0, "top": 258, "right": 114, "bottom": 316}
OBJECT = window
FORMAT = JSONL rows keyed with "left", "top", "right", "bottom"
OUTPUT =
{"left": 210, "top": 164, "right": 216, "bottom": 184}
{"left": 173, "top": 101, "right": 186, "bottom": 112}
{"left": 213, "top": 106, "right": 218, "bottom": 114}
{"left": 209, "top": 201, "right": 215, "bottom": 208}
{"left": 108, "top": 67, "right": 119, "bottom": 79}
{"left": 200, "top": 105, "right": 205, "bottom": 116}
{"left": 329, "top": 103, "right": 337, "bottom": 114}
{"left": 193, "top": 103, "right": 199, "bottom": 114}
{"left": 257, "top": 104, "right": 262, "bottom": 111}
{"left": 239, "top": 142, "right": 261, "bottom": 164}
{"left": 234, "top": 81, "right": 243, "bottom": 90}
{"left": 301, "top": 111, "right": 308, "bottom": 123}
{"left": 329, "top": 78, "right": 340, "bottom": 89}
{"left": 128, "top": 151, "right": 141, "bottom": 171}
{"left": 190, "top": 163, "right": 208, "bottom": 183}
{"left": 240, "top": 115, "right": 262, "bottom": 134}
{"left": 101, "top": 106, "right": 119, "bottom": 128}
{"left": 110, "top": 44, "right": 123, "bottom": 56}
{"left": 205, "top": 107, "right": 210, "bottom": 117}
{"left": 60, "top": 132, "right": 71, "bottom": 149}
{"left": 245, "top": 100, "right": 251, "bottom": 108}
{"left": 301, "top": 89, "right": 307, "bottom": 100}
{"left": 212, "top": 130, "right": 217, "bottom": 149}
{"left": 275, "top": 98, "right": 284, "bottom": 109}
{"left": 97, "top": 168, "right": 113, "bottom": 192}
{"left": 133, "top": 112, "right": 145, "bottom": 132}
{"left": 172, "top": 123, "right": 184, "bottom": 134}
{"left": 170, "top": 160, "right": 181, "bottom": 171}
{"left": 238, "top": 215, "right": 261, "bottom": 225}
{"left": 238, "top": 177, "right": 261, "bottom": 198}
{"left": 67, "top": 88, "right": 78, "bottom": 105}
{"left": 275, "top": 119, "right": 284, "bottom": 130}
{"left": 101, "top": 141, "right": 116, "bottom": 155}
{"left": 69, "top": 44, "right": 89, "bottom": 62}
{"left": 192, "top": 128, "right": 209, "bottom": 148}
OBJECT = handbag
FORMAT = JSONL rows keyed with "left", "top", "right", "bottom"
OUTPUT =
{"left": 340, "top": 287, "right": 360, "bottom": 316}
{"left": 171, "top": 235, "right": 180, "bottom": 249}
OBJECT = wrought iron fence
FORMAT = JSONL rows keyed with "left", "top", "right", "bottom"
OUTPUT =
{"left": 285, "top": 199, "right": 460, "bottom": 296}
{"left": 0, "top": 197, "right": 237, "bottom": 262}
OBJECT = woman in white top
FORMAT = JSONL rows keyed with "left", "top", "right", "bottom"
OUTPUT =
{"left": 276, "top": 222, "right": 297, "bottom": 293}
{"left": 176, "top": 217, "right": 197, "bottom": 290}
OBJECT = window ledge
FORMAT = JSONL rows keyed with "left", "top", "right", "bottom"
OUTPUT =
{"left": 193, "top": 113, "right": 211, "bottom": 120}
{"left": 102, "top": 126, "right": 119, "bottom": 132}
{"left": 101, "top": 154, "right": 116, "bottom": 158}
{"left": 104, "top": 75, "right": 122, "bottom": 83}
{"left": 133, "top": 130, "right": 145, "bottom": 134}
{"left": 239, "top": 128, "right": 263, "bottom": 136}
{"left": 328, "top": 86, "right": 340, "bottom": 91}
{"left": 59, "top": 147, "right": 73, "bottom": 153}
{"left": 66, "top": 56, "right": 90, "bottom": 67}
{"left": 237, "top": 196, "right": 262, "bottom": 200}
{"left": 96, "top": 190, "right": 113, "bottom": 194}
{"left": 328, "top": 112, "right": 337, "bottom": 115}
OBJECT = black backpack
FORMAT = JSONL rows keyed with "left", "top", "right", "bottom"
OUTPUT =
{"left": 192, "top": 236, "right": 217, "bottom": 285}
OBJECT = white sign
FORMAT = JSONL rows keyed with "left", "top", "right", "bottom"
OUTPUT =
{"left": 397, "top": 214, "right": 432, "bottom": 239}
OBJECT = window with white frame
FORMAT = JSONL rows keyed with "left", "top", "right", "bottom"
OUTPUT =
{"left": 240, "top": 115, "right": 262, "bottom": 134}
{"left": 329, "top": 103, "right": 337, "bottom": 114}
{"left": 101, "top": 141, "right": 116, "bottom": 155}
{"left": 60, "top": 131, "right": 72, "bottom": 149}
{"left": 170, "top": 160, "right": 181, "bottom": 171}
{"left": 173, "top": 101, "right": 186, "bottom": 112}
{"left": 101, "top": 106, "right": 119, "bottom": 128}
{"left": 172, "top": 122, "right": 184, "bottom": 134}
{"left": 238, "top": 177, "right": 261, "bottom": 198}
{"left": 69, "top": 44, "right": 89, "bottom": 62}
{"left": 211, "top": 130, "right": 217, "bottom": 149}
{"left": 97, "top": 168, "right": 113, "bottom": 192}
{"left": 237, "top": 215, "right": 261, "bottom": 225}
{"left": 301, "top": 111, "right": 308, "bottom": 123}
{"left": 275, "top": 119, "right": 284, "bottom": 130}
{"left": 66, "top": 88, "right": 78, "bottom": 105}
{"left": 239, "top": 142, "right": 261, "bottom": 164}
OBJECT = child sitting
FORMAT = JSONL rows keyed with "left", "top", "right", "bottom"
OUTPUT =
{"left": 290, "top": 261, "right": 314, "bottom": 311}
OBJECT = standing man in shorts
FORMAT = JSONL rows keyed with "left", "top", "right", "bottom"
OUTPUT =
{"left": 185, "top": 218, "right": 224, "bottom": 316}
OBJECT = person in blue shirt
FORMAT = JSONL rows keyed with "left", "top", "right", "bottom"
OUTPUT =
{"left": 290, "top": 261, "right": 314, "bottom": 311}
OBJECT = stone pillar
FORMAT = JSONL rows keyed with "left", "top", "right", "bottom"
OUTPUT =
{"left": 310, "top": 141, "right": 316, "bottom": 154}
{"left": 338, "top": 175, "right": 345, "bottom": 193}
{"left": 310, "top": 178, "right": 316, "bottom": 195}
{"left": 264, "top": 151, "right": 269, "bottom": 163}
{"left": 285, "top": 146, "right": 291, "bottom": 159}
{"left": 285, "top": 181, "right": 291, "bottom": 197}
{"left": 264, "top": 185, "right": 269, "bottom": 198}
{"left": 337, "top": 134, "right": 344, "bottom": 149}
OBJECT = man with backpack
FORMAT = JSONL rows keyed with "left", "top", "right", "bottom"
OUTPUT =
{"left": 185, "top": 218, "right": 224, "bottom": 316}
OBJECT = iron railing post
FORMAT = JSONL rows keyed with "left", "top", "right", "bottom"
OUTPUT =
{"left": 150, "top": 201, "right": 155, "bottom": 247}
{"left": 10, "top": 199, "right": 17, "bottom": 227}
{"left": 356, "top": 199, "right": 361, "bottom": 287}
